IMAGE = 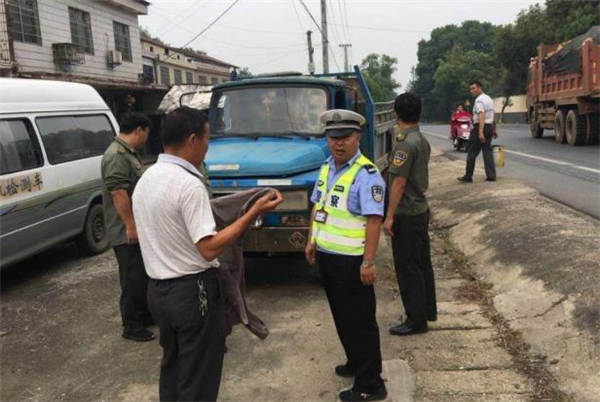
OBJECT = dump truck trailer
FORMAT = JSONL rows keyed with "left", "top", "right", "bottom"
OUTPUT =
{"left": 527, "top": 26, "right": 600, "bottom": 146}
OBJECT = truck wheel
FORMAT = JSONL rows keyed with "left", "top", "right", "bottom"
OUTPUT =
{"left": 76, "top": 203, "right": 110, "bottom": 255}
{"left": 530, "top": 110, "right": 543, "bottom": 138}
{"left": 585, "top": 114, "right": 599, "bottom": 145}
{"left": 565, "top": 109, "right": 586, "bottom": 146}
{"left": 554, "top": 110, "right": 566, "bottom": 144}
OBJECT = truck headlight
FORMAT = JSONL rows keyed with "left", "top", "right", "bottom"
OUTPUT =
{"left": 276, "top": 190, "right": 308, "bottom": 211}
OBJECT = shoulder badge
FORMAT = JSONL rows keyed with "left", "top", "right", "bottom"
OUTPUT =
{"left": 392, "top": 150, "right": 408, "bottom": 167}
{"left": 371, "top": 185, "right": 384, "bottom": 203}
{"left": 117, "top": 145, "right": 126, "bottom": 154}
{"left": 364, "top": 164, "right": 377, "bottom": 174}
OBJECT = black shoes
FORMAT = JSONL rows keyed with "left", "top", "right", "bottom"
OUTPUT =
{"left": 486, "top": 177, "right": 497, "bottom": 182}
{"left": 339, "top": 385, "right": 388, "bottom": 402}
{"left": 457, "top": 176, "right": 472, "bottom": 183}
{"left": 122, "top": 327, "right": 156, "bottom": 342}
{"left": 335, "top": 364, "right": 356, "bottom": 378}
{"left": 389, "top": 320, "right": 428, "bottom": 336}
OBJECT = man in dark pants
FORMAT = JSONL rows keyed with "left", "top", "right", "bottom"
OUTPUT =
{"left": 306, "top": 110, "right": 387, "bottom": 402}
{"left": 101, "top": 112, "right": 154, "bottom": 342}
{"left": 132, "top": 107, "right": 282, "bottom": 402}
{"left": 458, "top": 80, "right": 498, "bottom": 183}
{"left": 383, "top": 93, "right": 437, "bottom": 336}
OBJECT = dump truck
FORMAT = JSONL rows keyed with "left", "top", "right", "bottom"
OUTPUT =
{"left": 527, "top": 26, "right": 600, "bottom": 146}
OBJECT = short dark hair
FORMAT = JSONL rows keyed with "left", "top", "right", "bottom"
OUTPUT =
{"left": 469, "top": 80, "right": 483, "bottom": 89}
{"left": 120, "top": 112, "right": 152, "bottom": 134}
{"left": 161, "top": 106, "right": 208, "bottom": 147}
{"left": 394, "top": 92, "right": 421, "bottom": 123}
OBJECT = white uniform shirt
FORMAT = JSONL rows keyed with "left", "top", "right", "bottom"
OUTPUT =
{"left": 473, "top": 92, "right": 495, "bottom": 124}
{"left": 132, "top": 154, "right": 219, "bottom": 280}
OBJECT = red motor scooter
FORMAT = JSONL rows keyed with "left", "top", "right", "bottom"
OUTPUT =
{"left": 450, "top": 113, "right": 472, "bottom": 152}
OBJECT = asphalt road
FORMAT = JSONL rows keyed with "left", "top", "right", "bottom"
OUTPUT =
{"left": 421, "top": 124, "right": 600, "bottom": 219}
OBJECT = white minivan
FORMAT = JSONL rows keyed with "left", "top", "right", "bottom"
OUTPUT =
{"left": 0, "top": 78, "right": 118, "bottom": 269}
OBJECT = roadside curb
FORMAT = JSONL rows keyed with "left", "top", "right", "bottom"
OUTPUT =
{"left": 426, "top": 148, "right": 600, "bottom": 402}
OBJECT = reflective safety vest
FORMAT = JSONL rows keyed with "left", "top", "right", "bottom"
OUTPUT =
{"left": 311, "top": 155, "right": 378, "bottom": 256}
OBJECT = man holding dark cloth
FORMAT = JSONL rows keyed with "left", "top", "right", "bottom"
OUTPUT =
{"left": 101, "top": 112, "right": 154, "bottom": 342}
{"left": 306, "top": 109, "right": 387, "bottom": 402}
{"left": 132, "top": 107, "right": 282, "bottom": 402}
{"left": 383, "top": 93, "right": 437, "bottom": 336}
{"left": 458, "top": 80, "right": 498, "bottom": 182}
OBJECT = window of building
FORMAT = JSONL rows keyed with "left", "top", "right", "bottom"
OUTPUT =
{"left": 198, "top": 75, "right": 207, "bottom": 85}
{"left": 185, "top": 71, "right": 193, "bottom": 83}
{"left": 113, "top": 21, "right": 132, "bottom": 62}
{"left": 221, "top": 79, "right": 227, "bottom": 83}
{"left": 0, "top": 119, "right": 43, "bottom": 175}
{"left": 7, "top": 0, "right": 42, "bottom": 45}
{"left": 69, "top": 7, "right": 94, "bottom": 54}
{"left": 165, "top": 48, "right": 169, "bottom": 55}
{"left": 160, "top": 66, "right": 170, "bottom": 85}
{"left": 211, "top": 77, "right": 219, "bottom": 85}
{"left": 177, "top": 55, "right": 180, "bottom": 60}
{"left": 149, "top": 46, "right": 154, "bottom": 52}
{"left": 143, "top": 65, "right": 155, "bottom": 83}
{"left": 35, "top": 115, "right": 114, "bottom": 165}
{"left": 174, "top": 69, "right": 182, "bottom": 84}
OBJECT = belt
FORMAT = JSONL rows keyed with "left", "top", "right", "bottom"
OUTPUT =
{"left": 150, "top": 268, "right": 217, "bottom": 284}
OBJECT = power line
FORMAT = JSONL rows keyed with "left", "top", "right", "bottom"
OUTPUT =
{"left": 160, "top": 0, "right": 241, "bottom": 62}
{"left": 291, "top": 0, "right": 307, "bottom": 32}
{"left": 297, "top": 0, "right": 341, "bottom": 71}
{"left": 331, "top": 23, "right": 430, "bottom": 34}
{"left": 154, "top": 0, "right": 206, "bottom": 36}
{"left": 159, "top": 0, "right": 216, "bottom": 37}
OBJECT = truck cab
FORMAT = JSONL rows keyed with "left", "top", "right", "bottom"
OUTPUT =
{"left": 205, "top": 70, "right": 395, "bottom": 254}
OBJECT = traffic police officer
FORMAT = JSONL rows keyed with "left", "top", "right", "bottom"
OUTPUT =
{"left": 305, "top": 110, "right": 388, "bottom": 402}
{"left": 383, "top": 93, "right": 437, "bottom": 336}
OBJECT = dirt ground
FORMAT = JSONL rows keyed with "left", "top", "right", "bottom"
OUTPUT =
{"left": 1, "top": 222, "right": 538, "bottom": 402}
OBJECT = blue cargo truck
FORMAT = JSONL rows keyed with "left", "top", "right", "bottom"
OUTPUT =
{"left": 204, "top": 67, "right": 396, "bottom": 254}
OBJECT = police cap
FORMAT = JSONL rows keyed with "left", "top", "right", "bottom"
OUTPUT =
{"left": 320, "top": 109, "right": 366, "bottom": 138}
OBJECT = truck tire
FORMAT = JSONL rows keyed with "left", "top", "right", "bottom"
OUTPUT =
{"left": 76, "top": 203, "right": 110, "bottom": 255}
{"left": 585, "top": 114, "right": 599, "bottom": 145}
{"left": 565, "top": 109, "right": 586, "bottom": 146}
{"left": 530, "top": 110, "right": 543, "bottom": 138}
{"left": 554, "top": 110, "right": 566, "bottom": 144}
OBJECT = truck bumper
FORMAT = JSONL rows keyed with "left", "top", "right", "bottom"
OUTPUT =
{"left": 242, "top": 226, "right": 309, "bottom": 253}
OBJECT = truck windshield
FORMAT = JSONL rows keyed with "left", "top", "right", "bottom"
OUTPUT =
{"left": 213, "top": 86, "right": 328, "bottom": 137}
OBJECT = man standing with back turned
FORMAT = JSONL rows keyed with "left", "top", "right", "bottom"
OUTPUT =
{"left": 101, "top": 112, "right": 155, "bottom": 342}
{"left": 458, "top": 80, "right": 497, "bottom": 183}
{"left": 306, "top": 110, "right": 387, "bottom": 402}
{"left": 133, "top": 107, "right": 282, "bottom": 402}
{"left": 383, "top": 93, "right": 437, "bottom": 336}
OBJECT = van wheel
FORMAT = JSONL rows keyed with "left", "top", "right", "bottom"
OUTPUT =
{"left": 76, "top": 204, "right": 110, "bottom": 255}
{"left": 585, "top": 114, "right": 599, "bottom": 145}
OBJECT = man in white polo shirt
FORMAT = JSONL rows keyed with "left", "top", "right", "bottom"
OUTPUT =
{"left": 458, "top": 80, "right": 498, "bottom": 183}
{"left": 132, "top": 107, "right": 282, "bottom": 402}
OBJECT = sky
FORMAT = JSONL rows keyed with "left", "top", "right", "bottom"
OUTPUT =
{"left": 139, "top": 0, "right": 542, "bottom": 88}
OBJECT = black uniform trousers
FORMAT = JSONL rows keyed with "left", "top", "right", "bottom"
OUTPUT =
{"left": 147, "top": 269, "right": 226, "bottom": 402}
{"left": 391, "top": 210, "right": 437, "bottom": 327}
{"left": 465, "top": 124, "right": 496, "bottom": 180}
{"left": 113, "top": 244, "right": 153, "bottom": 329}
{"left": 317, "top": 251, "right": 384, "bottom": 394}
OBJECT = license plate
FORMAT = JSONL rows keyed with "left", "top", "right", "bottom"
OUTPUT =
{"left": 461, "top": 124, "right": 468, "bottom": 129}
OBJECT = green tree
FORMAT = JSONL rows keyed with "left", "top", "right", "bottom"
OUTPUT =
{"left": 360, "top": 53, "right": 400, "bottom": 102}
{"left": 433, "top": 46, "right": 499, "bottom": 119}
{"left": 139, "top": 26, "right": 166, "bottom": 45}
{"left": 237, "top": 67, "right": 252, "bottom": 79}
{"left": 545, "top": 0, "right": 600, "bottom": 42}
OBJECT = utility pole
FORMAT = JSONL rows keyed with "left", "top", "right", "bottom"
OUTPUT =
{"left": 339, "top": 44, "right": 352, "bottom": 72}
{"left": 306, "top": 30, "right": 315, "bottom": 75}
{"left": 320, "top": 0, "right": 329, "bottom": 74}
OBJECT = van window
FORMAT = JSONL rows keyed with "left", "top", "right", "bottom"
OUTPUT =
{"left": 0, "top": 119, "right": 43, "bottom": 175}
{"left": 36, "top": 114, "right": 114, "bottom": 165}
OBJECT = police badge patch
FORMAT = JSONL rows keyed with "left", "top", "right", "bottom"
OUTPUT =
{"left": 371, "top": 185, "right": 384, "bottom": 203}
{"left": 392, "top": 150, "right": 408, "bottom": 167}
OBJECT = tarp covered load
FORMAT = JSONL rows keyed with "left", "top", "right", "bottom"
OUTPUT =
{"left": 545, "top": 26, "right": 600, "bottom": 75}
{"left": 158, "top": 85, "right": 213, "bottom": 114}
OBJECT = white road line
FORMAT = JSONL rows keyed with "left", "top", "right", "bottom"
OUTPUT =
{"left": 421, "top": 130, "right": 600, "bottom": 175}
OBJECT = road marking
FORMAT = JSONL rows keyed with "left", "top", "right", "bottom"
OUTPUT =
{"left": 421, "top": 130, "right": 600, "bottom": 175}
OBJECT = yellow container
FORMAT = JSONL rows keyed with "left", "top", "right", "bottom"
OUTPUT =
{"left": 493, "top": 145, "right": 505, "bottom": 167}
